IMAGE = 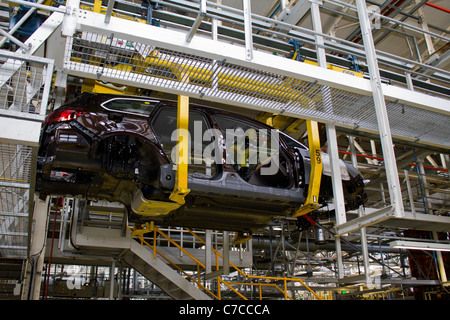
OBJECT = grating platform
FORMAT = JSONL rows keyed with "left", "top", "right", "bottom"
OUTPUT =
{"left": 63, "top": 9, "right": 450, "bottom": 150}
{"left": 335, "top": 206, "right": 450, "bottom": 236}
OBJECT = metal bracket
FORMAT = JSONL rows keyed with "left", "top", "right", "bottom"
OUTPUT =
{"left": 186, "top": 0, "right": 207, "bottom": 43}
{"left": 292, "top": 120, "right": 323, "bottom": 218}
{"left": 131, "top": 221, "right": 154, "bottom": 237}
{"left": 62, "top": 0, "right": 80, "bottom": 37}
{"left": 243, "top": 0, "right": 253, "bottom": 61}
{"left": 334, "top": 206, "right": 394, "bottom": 236}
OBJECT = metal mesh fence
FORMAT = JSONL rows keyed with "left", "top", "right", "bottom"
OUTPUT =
{"left": 0, "top": 143, "right": 33, "bottom": 184}
{"left": 0, "top": 57, "right": 48, "bottom": 116}
{"left": 0, "top": 184, "right": 30, "bottom": 258}
{"left": 0, "top": 50, "right": 53, "bottom": 259}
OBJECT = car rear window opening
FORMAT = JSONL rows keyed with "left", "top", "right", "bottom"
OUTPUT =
{"left": 102, "top": 98, "right": 159, "bottom": 116}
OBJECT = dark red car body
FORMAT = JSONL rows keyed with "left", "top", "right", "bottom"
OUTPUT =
{"left": 36, "top": 93, "right": 367, "bottom": 232}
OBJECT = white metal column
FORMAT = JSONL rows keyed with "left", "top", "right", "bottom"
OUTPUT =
{"left": 349, "top": 136, "right": 370, "bottom": 285}
{"left": 242, "top": 0, "right": 254, "bottom": 61}
{"left": 418, "top": 160, "right": 448, "bottom": 284}
{"left": 109, "top": 260, "right": 116, "bottom": 300}
{"left": 205, "top": 229, "right": 212, "bottom": 274}
{"left": 311, "top": 1, "right": 347, "bottom": 225}
{"left": 355, "top": 0, "right": 404, "bottom": 218}
{"left": 310, "top": 0, "right": 327, "bottom": 69}
{"left": 21, "top": 196, "right": 49, "bottom": 300}
{"left": 311, "top": 0, "right": 347, "bottom": 281}
{"left": 326, "top": 125, "right": 347, "bottom": 225}
{"left": 223, "top": 231, "right": 230, "bottom": 275}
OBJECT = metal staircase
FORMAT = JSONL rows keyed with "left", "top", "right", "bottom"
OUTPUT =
{"left": 67, "top": 199, "right": 325, "bottom": 300}
{"left": 121, "top": 241, "right": 211, "bottom": 300}
{"left": 71, "top": 201, "right": 211, "bottom": 300}
{"left": 73, "top": 225, "right": 211, "bottom": 299}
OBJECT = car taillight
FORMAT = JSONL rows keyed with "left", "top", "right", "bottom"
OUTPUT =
{"left": 45, "top": 108, "right": 86, "bottom": 124}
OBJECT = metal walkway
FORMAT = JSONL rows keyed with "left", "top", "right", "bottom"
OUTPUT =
{"left": 74, "top": 226, "right": 211, "bottom": 300}
{"left": 63, "top": 5, "right": 449, "bottom": 150}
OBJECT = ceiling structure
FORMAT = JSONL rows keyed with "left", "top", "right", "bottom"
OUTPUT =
{"left": 0, "top": 0, "right": 449, "bottom": 300}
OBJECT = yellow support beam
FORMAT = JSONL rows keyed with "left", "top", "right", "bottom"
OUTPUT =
{"left": 169, "top": 94, "right": 191, "bottom": 205}
{"left": 131, "top": 221, "right": 154, "bottom": 237}
{"left": 285, "top": 118, "right": 304, "bottom": 133}
{"left": 293, "top": 120, "right": 323, "bottom": 218}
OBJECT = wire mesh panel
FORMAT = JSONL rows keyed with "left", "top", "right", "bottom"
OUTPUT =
{"left": 0, "top": 52, "right": 52, "bottom": 118}
{"left": 64, "top": 31, "right": 450, "bottom": 148}
{"left": 0, "top": 50, "right": 53, "bottom": 259}
{"left": 0, "top": 143, "right": 33, "bottom": 184}
{"left": 0, "top": 62, "right": 44, "bottom": 115}
{"left": 0, "top": 142, "right": 34, "bottom": 258}
{"left": 0, "top": 184, "right": 30, "bottom": 258}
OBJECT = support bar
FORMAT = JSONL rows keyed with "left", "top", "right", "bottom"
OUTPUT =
{"left": 7, "top": 0, "right": 66, "bottom": 13}
{"left": 104, "top": 0, "right": 116, "bottom": 23}
{"left": 326, "top": 123, "right": 347, "bottom": 225}
{"left": 0, "top": 0, "right": 44, "bottom": 48}
{"left": 242, "top": 0, "right": 254, "bottom": 61}
{"left": 186, "top": 0, "right": 206, "bottom": 43}
{"left": 0, "top": 28, "right": 29, "bottom": 51}
{"left": 169, "top": 94, "right": 191, "bottom": 205}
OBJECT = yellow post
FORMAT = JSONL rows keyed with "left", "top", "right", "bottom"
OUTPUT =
{"left": 169, "top": 94, "right": 191, "bottom": 205}
{"left": 284, "top": 278, "right": 288, "bottom": 300}
{"left": 169, "top": 70, "right": 191, "bottom": 205}
{"left": 292, "top": 120, "right": 323, "bottom": 217}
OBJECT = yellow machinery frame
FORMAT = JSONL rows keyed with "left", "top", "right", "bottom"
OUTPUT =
{"left": 292, "top": 120, "right": 323, "bottom": 217}
{"left": 169, "top": 94, "right": 191, "bottom": 205}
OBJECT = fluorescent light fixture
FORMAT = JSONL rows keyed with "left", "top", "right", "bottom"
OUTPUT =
{"left": 389, "top": 240, "right": 450, "bottom": 252}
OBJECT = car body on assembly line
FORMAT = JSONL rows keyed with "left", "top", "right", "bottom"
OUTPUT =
{"left": 36, "top": 93, "right": 367, "bottom": 232}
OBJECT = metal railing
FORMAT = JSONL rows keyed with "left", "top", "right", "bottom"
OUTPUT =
{"left": 153, "top": 0, "right": 450, "bottom": 90}
{"left": 0, "top": 50, "right": 54, "bottom": 120}
{"left": 132, "top": 225, "right": 326, "bottom": 300}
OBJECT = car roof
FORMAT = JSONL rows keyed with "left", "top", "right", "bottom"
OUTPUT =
{"left": 80, "top": 93, "right": 275, "bottom": 130}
